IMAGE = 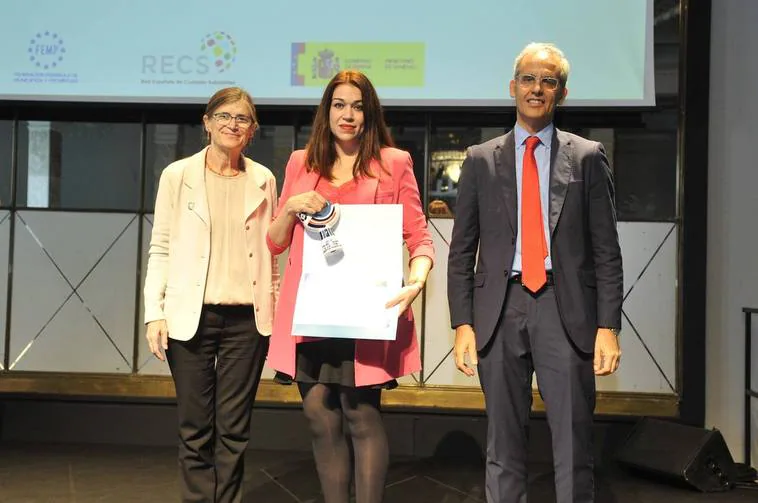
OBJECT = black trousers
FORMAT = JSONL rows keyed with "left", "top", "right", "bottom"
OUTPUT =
{"left": 478, "top": 284, "right": 596, "bottom": 503}
{"left": 167, "top": 304, "right": 269, "bottom": 503}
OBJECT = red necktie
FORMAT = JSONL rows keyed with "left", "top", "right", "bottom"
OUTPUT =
{"left": 521, "top": 136, "right": 547, "bottom": 292}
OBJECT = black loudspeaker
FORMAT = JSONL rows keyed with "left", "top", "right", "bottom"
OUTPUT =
{"left": 615, "top": 417, "right": 737, "bottom": 492}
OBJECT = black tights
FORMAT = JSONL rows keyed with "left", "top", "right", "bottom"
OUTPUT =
{"left": 298, "top": 382, "right": 388, "bottom": 503}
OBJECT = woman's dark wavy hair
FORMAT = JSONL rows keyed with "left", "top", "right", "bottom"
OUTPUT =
{"left": 305, "top": 70, "right": 394, "bottom": 179}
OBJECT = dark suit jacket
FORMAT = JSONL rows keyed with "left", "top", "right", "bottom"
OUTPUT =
{"left": 447, "top": 128, "right": 623, "bottom": 354}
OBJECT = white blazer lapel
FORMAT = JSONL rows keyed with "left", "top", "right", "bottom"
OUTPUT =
{"left": 182, "top": 148, "right": 211, "bottom": 227}
{"left": 243, "top": 159, "right": 267, "bottom": 222}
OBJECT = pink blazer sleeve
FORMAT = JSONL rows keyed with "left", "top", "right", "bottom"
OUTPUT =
{"left": 393, "top": 150, "right": 435, "bottom": 265}
{"left": 266, "top": 151, "right": 305, "bottom": 255}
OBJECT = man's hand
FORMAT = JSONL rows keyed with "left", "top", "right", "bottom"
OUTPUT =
{"left": 454, "top": 324, "right": 478, "bottom": 377}
{"left": 594, "top": 328, "right": 621, "bottom": 376}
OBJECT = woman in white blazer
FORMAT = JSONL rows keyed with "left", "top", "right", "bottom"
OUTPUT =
{"left": 143, "top": 87, "right": 278, "bottom": 503}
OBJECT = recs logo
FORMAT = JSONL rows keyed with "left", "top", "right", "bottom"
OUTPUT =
{"left": 142, "top": 31, "right": 237, "bottom": 75}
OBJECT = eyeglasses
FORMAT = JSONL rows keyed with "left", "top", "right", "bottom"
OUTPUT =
{"left": 212, "top": 112, "right": 254, "bottom": 128}
{"left": 516, "top": 74, "right": 561, "bottom": 91}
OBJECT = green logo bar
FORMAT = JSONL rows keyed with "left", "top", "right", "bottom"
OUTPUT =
{"left": 291, "top": 42, "right": 425, "bottom": 87}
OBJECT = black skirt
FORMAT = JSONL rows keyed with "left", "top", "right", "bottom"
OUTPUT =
{"left": 273, "top": 338, "right": 397, "bottom": 390}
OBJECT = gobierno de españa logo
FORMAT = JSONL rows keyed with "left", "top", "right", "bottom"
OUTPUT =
{"left": 29, "top": 31, "right": 66, "bottom": 70}
{"left": 200, "top": 32, "right": 237, "bottom": 73}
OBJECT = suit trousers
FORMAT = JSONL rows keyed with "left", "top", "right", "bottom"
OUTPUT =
{"left": 167, "top": 304, "right": 269, "bottom": 503}
{"left": 478, "top": 283, "right": 596, "bottom": 503}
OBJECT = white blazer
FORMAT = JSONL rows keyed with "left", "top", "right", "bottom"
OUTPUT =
{"left": 143, "top": 147, "right": 279, "bottom": 340}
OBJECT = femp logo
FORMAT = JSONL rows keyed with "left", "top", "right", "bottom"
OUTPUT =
{"left": 29, "top": 31, "right": 66, "bottom": 70}
{"left": 141, "top": 31, "right": 238, "bottom": 82}
{"left": 13, "top": 30, "right": 77, "bottom": 85}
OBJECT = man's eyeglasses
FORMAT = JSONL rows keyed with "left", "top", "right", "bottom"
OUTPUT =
{"left": 516, "top": 74, "right": 561, "bottom": 91}
{"left": 212, "top": 112, "right": 254, "bottom": 128}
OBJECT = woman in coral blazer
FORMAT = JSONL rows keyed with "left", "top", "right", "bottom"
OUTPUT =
{"left": 267, "top": 70, "right": 434, "bottom": 503}
{"left": 143, "top": 87, "right": 278, "bottom": 503}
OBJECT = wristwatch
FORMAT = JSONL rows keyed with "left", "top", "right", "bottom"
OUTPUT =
{"left": 601, "top": 327, "right": 620, "bottom": 337}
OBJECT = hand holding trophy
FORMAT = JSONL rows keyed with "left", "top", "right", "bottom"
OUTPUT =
{"left": 298, "top": 201, "right": 344, "bottom": 261}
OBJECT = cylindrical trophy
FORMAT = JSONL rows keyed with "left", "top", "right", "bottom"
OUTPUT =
{"left": 298, "top": 201, "right": 343, "bottom": 259}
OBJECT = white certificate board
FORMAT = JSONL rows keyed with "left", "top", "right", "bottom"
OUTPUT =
{"left": 292, "top": 204, "right": 403, "bottom": 340}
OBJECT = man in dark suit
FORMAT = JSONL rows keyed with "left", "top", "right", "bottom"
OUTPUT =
{"left": 447, "top": 43, "right": 623, "bottom": 503}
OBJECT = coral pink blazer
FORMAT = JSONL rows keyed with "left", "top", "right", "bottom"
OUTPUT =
{"left": 266, "top": 148, "right": 434, "bottom": 386}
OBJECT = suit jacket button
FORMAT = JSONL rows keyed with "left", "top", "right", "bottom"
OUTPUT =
{"left": 253, "top": 280, "right": 257, "bottom": 286}
{"left": 249, "top": 252, "right": 253, "bottom": 258}
{"left": 245, "top": 225, "right": 250, "bottom": 230}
